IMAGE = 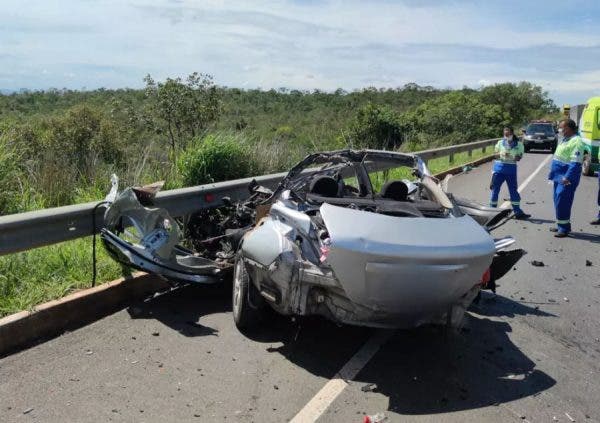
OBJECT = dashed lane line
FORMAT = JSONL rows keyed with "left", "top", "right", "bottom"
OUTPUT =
{"left": 500, "top": 154, "right": 552, "bottom": 209}
{"left": 289, "top": 329, "right": 393, "bottom": 423}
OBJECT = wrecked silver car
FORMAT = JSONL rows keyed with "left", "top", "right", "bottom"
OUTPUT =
{"left": 232, "top": 150, "right": 523, "bottom": 329}
{"left": 101, "top": 150, "right": 523, "bottom": 330}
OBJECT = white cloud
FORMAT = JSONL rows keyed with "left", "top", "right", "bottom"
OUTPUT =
{"left": 0, "top": 0, "right": 598, "bottom": 105}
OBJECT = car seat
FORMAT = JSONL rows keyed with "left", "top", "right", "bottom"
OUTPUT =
{"left": 380, "top": 180, "right": 408, "bottom": 201}
{"left": 309, "top": 176, "right": 339, "bottom": 197}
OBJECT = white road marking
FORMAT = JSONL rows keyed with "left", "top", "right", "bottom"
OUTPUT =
{"left": 501, "top": 155, "right": 553, "bottom": 209}
{"left": 289, "top": 329, "right": 393, "bottom": 423}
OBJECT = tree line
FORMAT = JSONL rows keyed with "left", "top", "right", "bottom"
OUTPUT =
{"left": 0, "top": 75, "right": 557, "bottom": 215}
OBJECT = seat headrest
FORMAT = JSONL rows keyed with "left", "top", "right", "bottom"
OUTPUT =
{"left": 380, "top": 180, "right": 408, "bottom": 201}
{"left": 309, "top": 176, "right": 338, "bottom": 197}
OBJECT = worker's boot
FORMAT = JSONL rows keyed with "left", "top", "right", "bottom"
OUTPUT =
{"left": 513, "top": 208, "right": 531, "bottom": 220}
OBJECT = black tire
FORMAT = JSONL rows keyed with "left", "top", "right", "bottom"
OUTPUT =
{"left": 232, "top": 254, "right": 263, "bottom": 330}
{"left": 550, "top": 142, "right": 557, "bottom": 154}
{"left": 524, "top": 145, "right": 530, "bottom": 153}
{"left": 582, "top": 153, "right": 594, "bottom": 176}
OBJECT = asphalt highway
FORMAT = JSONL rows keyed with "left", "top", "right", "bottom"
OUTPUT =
{"left": 1, "top": 151, "right": 599, "bottom": 422}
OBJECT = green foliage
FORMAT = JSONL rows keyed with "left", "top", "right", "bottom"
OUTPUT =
{"left": 400, "top": 91, "right": 510, "bottom": 148}
{"left": 0, "top": 78, "right": 556, "bottom": 214}
{"left": 0, "top": 137, "right": 30, "bottom": 214}
{"left": 274, "top": 125, "right": 295, "bottom": 141}
{"left": 0, "top": 238, "right": 122, "bottom": 317}
{"left": 349, "top": 103, "right": 405, "bottom": 149}
{"left": 176, "top": 133, "right": 254, "bottom": 186}
{"left": 480, "top": 82, "right": 558, "bottom": 127}
{"left": 144, "top": 72, "right": 222, "bottom": 155}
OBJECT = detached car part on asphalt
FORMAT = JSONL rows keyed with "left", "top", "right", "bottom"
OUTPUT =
{"left": 101, "top": 150, "right": 524, "bottom": 330}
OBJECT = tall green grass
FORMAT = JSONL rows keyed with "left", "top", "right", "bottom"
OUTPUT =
{"left": 0, "top": 238, "right": 122, "bottom": 317}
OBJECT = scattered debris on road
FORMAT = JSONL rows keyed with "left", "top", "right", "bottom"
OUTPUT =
{"left": 152, "top": 332, "right": 160, "bottom": 336}
{"left": 23, "top": 407, "right": 34, "bottom": 414}
{"left": 531, "top": 260, "right": 545, "bottom": 267}
{"left": 363, "top": 412, "right": 387, "bottom": 422}
{"left": 565, "top": 411, "right": 575, "bottom": 421}
{"left": 586, "top": 259, "right": 592, "bottom": 267}
{"left": 361, "top": 383, "right": 377, "bottom": 392}
{"left": 564, "top": 297, "right": 570, "bottom": 302}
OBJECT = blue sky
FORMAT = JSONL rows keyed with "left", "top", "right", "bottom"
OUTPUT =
{"left": 1, "top": 0, "right": 599, "bottom": 106}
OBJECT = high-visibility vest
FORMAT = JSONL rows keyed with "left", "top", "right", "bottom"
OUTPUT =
{"left": 553, "top": 135, "right": 584, "bottom": 165}
{"left": 549, "top": 135, "right": 585, "bottom": 184}
{"left": 493, "top": 138, "right": 523, "bottom": 174}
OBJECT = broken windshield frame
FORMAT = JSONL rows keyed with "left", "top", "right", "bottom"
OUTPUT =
{"left": 270, "top": 150, "right": 423, "bottom": 201}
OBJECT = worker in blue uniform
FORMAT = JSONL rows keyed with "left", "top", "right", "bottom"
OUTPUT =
{"left": 548, "top": 119, "right": 585, "bottom": 237}
{"left": 490, "top": 126, "right": 531, "bottom": 219}
{"left": 591, "top": 148, "right": 600, "bottom": 225}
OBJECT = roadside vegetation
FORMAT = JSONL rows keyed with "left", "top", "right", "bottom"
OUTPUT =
{"left": 0, "top": 75, "right": 557, "bottom": 316}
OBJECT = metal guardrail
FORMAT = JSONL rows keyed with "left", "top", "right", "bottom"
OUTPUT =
{"left": 418, "top": 138, "right": 499, "bottom": 164}
{"left": 0, "top": 139, "right": 498, "bottom": 256}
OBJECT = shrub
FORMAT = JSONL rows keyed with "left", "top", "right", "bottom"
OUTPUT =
{"left": 177, "top": 133, "right": 254, "bottom": 186}
{"left": 348, "top": 103, "right": 406, "bottom": 150}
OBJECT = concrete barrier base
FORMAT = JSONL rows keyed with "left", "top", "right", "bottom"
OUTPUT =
{"left": 0, "top": 273, "right": 169, "bottom": 357}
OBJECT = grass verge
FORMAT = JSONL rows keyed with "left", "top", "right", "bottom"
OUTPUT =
{"left": 0, "top": 238, "right": 122, "bottom": 317}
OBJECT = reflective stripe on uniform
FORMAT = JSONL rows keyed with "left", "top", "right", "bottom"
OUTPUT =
{"left": 556, "top": 219, "right": 570, "bottom": 224}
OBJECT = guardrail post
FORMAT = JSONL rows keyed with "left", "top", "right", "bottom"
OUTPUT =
{"left": 449, "top": 153, "right": 454, "bottom": 164}
{"left": 467, "top": 149, "right": 472, "bottom": 158}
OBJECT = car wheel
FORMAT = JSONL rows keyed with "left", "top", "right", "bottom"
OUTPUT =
{"left": 524, "top": 145, "right": 530, "bottom": 153}
{"left": 582, "top": 153, "right": 594, "bottom": 176}
{"left": 550, "top": 142, "right": 557, "bottom": 154}
{"left": 232, "top": 254, "right": 262, "bottom": 330}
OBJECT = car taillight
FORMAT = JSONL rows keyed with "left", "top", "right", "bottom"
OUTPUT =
{"left": 319, "top": 245, "right": 330, "bottom": 263}
{"left": 319, "top": 238, "right": 331, "bottom": 263}
{"left": 480, "top": 268, "right": 491, "bottom": 286}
